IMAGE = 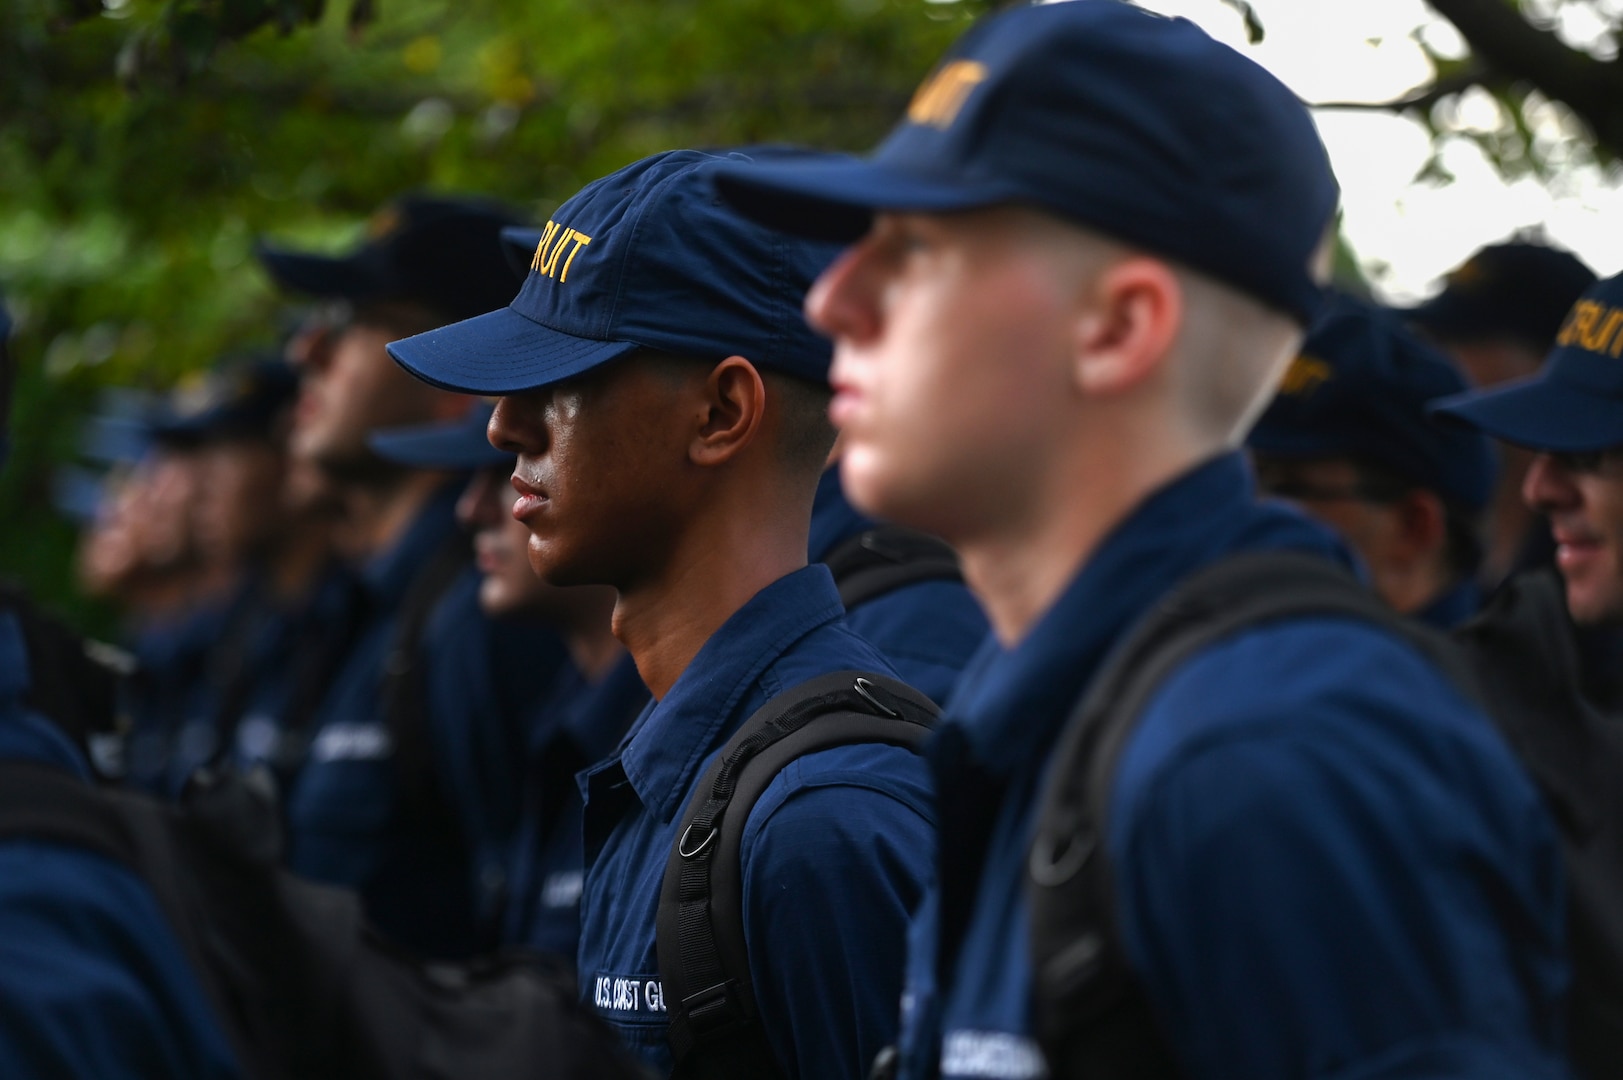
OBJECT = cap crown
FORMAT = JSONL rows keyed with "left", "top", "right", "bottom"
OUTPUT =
{"left": 1411, "top": 241, "right": 1596, "bottom": 348}
{"left": 1249, "top": 295, "right": 1496, "bottom": 509}
{"left": 507, "top": 150, "right": 843, "bottom": 383}
{"left": 874, "top": 1, "right": 1338, "bottom": 323}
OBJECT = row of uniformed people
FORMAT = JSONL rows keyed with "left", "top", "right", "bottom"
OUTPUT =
{"left": 66, "top": 187, "right": 988, "bottom": 967}
{"left": 6, "top": 1, "right": 1623, "bottom": 1078}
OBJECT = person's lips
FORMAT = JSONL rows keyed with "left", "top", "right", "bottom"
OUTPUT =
{"left": 511, "top": 473, "right": 548, "bottom": 521}
{"left": 1552, "top": 522, "right": 1606, "bottom": 574}
{"left": 828, "top": 375, "right": 864, "bottom": 430}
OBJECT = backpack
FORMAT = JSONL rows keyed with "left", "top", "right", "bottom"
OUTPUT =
{"left": 1024, "top": 552, "right": 1623, "bottom": 1080}
{"left": 656, "top": 670, "right": 940, "bottom": 1080}
{"left": 0, "top": 760, "right": 651, "bottom": 1080}
{"left": 821, "top": 525, "right": 964, "bottom": 611}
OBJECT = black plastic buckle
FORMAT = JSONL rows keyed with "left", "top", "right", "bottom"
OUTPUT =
{"left": 682, "top": 980, "right": 744, "bottom": 1036}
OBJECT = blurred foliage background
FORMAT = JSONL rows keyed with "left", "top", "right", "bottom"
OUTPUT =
{"left": 0, "top": 0, "right": 991, "bottom": 630}
{"left": 3, "top": 0, "right": 1622, "bottom": 632}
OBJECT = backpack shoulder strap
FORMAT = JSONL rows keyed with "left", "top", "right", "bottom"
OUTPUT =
{"left": 658, "top": 670, "right": 939, "bottom": 1080}
{"left": 0, "top": 760, "right": 139, "bottom": 869}
{"left": 1026, "top": 550, "right": 1451, "bottom": 1079}
{"left": 0, "top": 762, "right": 268, "bottom": 1077}
{"left": 824, "top": 526, "right": 965, "bottom": 611}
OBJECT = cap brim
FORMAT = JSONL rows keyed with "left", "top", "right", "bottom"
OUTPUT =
{"left": 255, "top": 242, "right": 385, "bottom": 301}
{"left": 1430, "top": 377, "right": 1623, "bottom": 453}
{"left": 386, "top": 304, "right": 640, "bottom": 395}
{"left": 713, "top": 158, "right": 1019, "bottom": 243}
{"left": 369, "top": 424, "right": 511, "bottom": 471}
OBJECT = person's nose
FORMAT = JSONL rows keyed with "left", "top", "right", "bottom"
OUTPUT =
{"left": 1522, "top": 452, "right": 1581, "bottom": 516}
{"left": 805, "top": 238, "right": 884, "bottom": 346}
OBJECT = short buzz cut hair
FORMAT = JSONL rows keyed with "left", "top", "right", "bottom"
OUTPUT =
{"left": 763, "top": 370, "right": 837, "bottom": 480}
{"left": 637, "top": 349, "right": 836, "bottom": 480}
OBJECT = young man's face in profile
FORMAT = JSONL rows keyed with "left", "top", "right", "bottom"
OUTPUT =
{"left": 807, "top": 208, "right": 1083, "bottom": 538}
{"left": 1524, "top": 448, "right": 1623, "bottom": 625}
{"left": 488, "top": 356, "right": 693, "bottom": 590}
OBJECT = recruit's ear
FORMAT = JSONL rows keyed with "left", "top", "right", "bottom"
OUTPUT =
{"left": 1391, "top": 487, "right": 1448, "bottom": 566}
{"left": 689, "top": 355, "right": 767, "bottom": 468}
{"left": 1070, "top": 256, "right": 1182, "bottom": 397}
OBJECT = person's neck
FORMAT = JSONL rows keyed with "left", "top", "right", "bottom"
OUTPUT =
{"left": 612, "top": 495, "right": 811, "bottom": 700}
{"left": 1376, "top": 554, "right": 1455, "bottom": 617}
{"left": 959, "top": 437, "right": 1215, "bottom": 649}
{"left": 340, "top": 468, "right": 451, "bottom": 560}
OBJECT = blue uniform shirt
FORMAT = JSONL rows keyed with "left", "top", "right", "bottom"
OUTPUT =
{"left": 505, "top": 651, "right": 650, "bottom": 958}
{"left": 810, "top": 467, "right": 989, "bottom": 706}
{"left": 229, "top": 560, "right": 361, "bottom": 778}
{"left": 898, "top": 452, "right": 1567, "bottom": 1080}
{"left": 0, "top": 613, "right": 240, "bottom": 1079}
{"left": 1417, "top": 576, "right": 1483, "bottom": 630}
{"left": 577, "top": 565, "right": 935, "bottom": 1079}
{"left": 124, "top": 595, "right": 236, "bottom": 793}
{"left": 422, "top": 568, "right": 573, "bottom": 946}
{"left": 283, "top": 482, "right": 497, "bottom": 958}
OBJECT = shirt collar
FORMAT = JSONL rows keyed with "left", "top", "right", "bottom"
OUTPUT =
{"left": 808, "top": 466, "right": 873, "bottom": 562}
{"left": 943, "top": 452, "right": 1352, "bottom": 776}
{"left": 360, "top": 480, "right": 464, "bottom": 600}
{"left": 555, "top": 651, "right": 649, "bottom": 764}
{"left": 617, "top": 564, "right": 847, "bottom": 822}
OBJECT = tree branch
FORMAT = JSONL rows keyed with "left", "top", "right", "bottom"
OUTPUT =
{"left": 1311, "top": 62, "right": 1490, "bottom": 114}
{"left": 1424, "top": 0, "right": 1623, "bottom": 156}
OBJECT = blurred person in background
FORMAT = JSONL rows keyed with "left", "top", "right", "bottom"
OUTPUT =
{"left": 1435, "top": 267, "right": 1623, "bottom": 715}
{"left": 1249, "top": 295, "right": 1497, "bottom": 628}
{"left": 1408, "top": 240, "right": 1596, "bottom": 586}
{"left": 0, "top": 292, "right": 242, "bottom": 1077}
{"left": 145, "top": 354, "right": 352, "bottom": 792}
{"left": 368, "top": 401, "right": 629, "bottom": 955}
{"left": 255, "top": 193, "right": 536, "bottom": 958}
{"left": 80, "top": 416, "right": 239, "bottom": 793}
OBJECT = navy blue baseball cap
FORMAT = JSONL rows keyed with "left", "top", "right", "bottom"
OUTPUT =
{"left": 1407, "top": 241, "right": 1596, "bottom": 350}
{"left": 256, "top": 194, "right": 531, "bottom": 325}
{"left": 1248, "top": 294, "right": 1497, "bottom": 510}
{"left": 368, "top": 401, "right": 511, "bottom": 470}
{"left": 151, "top": 354, "right": 300, "bottom": 446}
{"left": 386, "top": 149, "right": 846, "bottom": 395}
{"left": 499, "top": 225, "right": 543, "bottom": 281}
{"left": 1431, "top": 271, "right": 1623, "bottom": 452}
{"left": 711, "top": 1, "right": 1339, "bottom": 327}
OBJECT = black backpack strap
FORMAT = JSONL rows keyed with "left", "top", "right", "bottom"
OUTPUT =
{"left": 1026, "top": 551, "right": 1461, "bottom": 1079}
{"left": 824, "top": 526, "right": 964, "bottom": 611}
{"left": 0, "top": 759, "right": 139, "bottom": 868}
{"left": 658, "top": 670, "right": 940, "bottom": 1080}
{"left": 0, "top": 761, "right": 273, "bottom": 1078}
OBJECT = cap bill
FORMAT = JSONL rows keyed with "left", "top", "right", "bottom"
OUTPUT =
{"left": 1430, "top": 377, "right": 1623, "bottom": 453}
{"left": 254, "top": 243, "right": 384, "bottom": 302}
{"left": 369, "top": 423, "right": 512, "bottom": 471}
{"left": 713, "top": 157, "right": 1019, "bottom": 243}
{"left": 386, "top": 303, "right": 640, "bottom": 396}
